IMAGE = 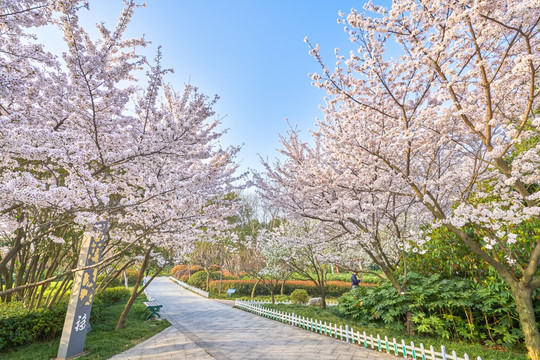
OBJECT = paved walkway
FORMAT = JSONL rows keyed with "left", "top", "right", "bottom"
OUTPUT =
{"left": 109, "top": 277, "right": 395, "bottom": 360}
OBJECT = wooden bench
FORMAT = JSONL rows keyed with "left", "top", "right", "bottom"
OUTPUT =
{"left": 226, "top": 288, "right": 236, "bottom": 297}
{"left": 143, "top": 301, "right": 163, "bottom": 320}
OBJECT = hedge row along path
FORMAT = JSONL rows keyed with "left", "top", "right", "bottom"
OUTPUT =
{"left": 110, "top": 277, "right": 394, "bottom": 360}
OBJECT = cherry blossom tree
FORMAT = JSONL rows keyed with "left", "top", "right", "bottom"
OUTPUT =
{"left": 262, "top": 219, "right": 350, "bottom": 309}
{"left": 300, "top": 0, "right": 540, "bottom": 357}
{"left": 0, "top": 0, "right": 241, "bottom": 326}
{"left": 255, "top": 233, "right": 292, "bottom": 304}
{"left": 257, "top": 126, "right": 425, "bottom": 330}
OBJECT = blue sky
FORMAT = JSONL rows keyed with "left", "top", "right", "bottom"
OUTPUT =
{"left": 40, "top": 1, "right": 380, "bottom": 175}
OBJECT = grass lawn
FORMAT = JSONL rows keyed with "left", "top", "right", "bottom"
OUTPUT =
{"left": 3, "top": 296, "right": 170, "bottom": 360}
{"left": 259, "top": 303, "right": 526, "bottom": 360}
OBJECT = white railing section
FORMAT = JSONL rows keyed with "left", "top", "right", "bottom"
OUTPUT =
{"left": 169, "top": 276, "right": 209, "bottom": 298}
{"left": 235, "top": 299, "right": 482, "bottom": 360}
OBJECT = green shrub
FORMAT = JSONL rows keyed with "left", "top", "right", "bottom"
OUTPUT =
{"left": 290, "top": 289, "right": 309, "bottom": 304}
{"left": 0, "top": 300, "right": 68, "bottom": 350}
{"left": 0, "top": 287, "right": 128, "bottom": 351}
{"left": 187, "top": 271, "right": 208, "bottom": 289}
{"left": 96, "top": 286, "right": 130, "bottom": 305}
{"left": 337, "top": 272, "right": 530, "bottom": 348}
{"left": 187, "top": 271, "right": 223, "bottom": 290}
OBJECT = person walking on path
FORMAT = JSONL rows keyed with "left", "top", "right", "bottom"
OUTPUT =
{"left": 351, "top": 271, "right": 361, "bottom": 288}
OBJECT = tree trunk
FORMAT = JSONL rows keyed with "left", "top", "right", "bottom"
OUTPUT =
{"left": 443, "top": 224, "right": 540, "bottom": 358}
{"left": 115, "top": 278, "right": 140, "bottom": 330}
{"left": 115, "top": 245, "right": 152, "bottom": 330}
{"left": 281, "top": 274, "right": 290, "bottom": 296}
{"left": 271, "top": 290, "right": 275, "bottom": 304}
{"left": 514, "top": 286, "right": 540, "bottom": 360}
{"left": 218, "top": 265, "right": 223, "bottom": 296}
{"left": 406, "top": 311, "right": 414, "bottom": 335}
{"left": 251, "top": 278, "right": 261, "bottom": 299}
{"left": 320, "top": 287, "right": 327, "bottom": 310}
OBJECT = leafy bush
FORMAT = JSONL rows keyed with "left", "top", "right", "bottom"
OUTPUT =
{"left": 96, "top": 286, "right": 130, "bottom": 305}
{"left": 0, "top": 285, "right": 131, "bottom": 351}
{"left": 0, "top": 300, "right": 67, "bottom": 350}
{"left": 337, "top": 272, "right": 530, "bottom": 347}
{"left": 187, "top": 270, "right": 208, "bottom": 288}
{"left": 186, "top": 271, "right": 223, "bottom": 289}
{"left": 290, "top": 289, "right": 309, "bottom": 304}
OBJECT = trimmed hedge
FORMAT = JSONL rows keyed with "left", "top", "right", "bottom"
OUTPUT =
{"left": 0, "top": 286, "right": 131, "bottom": 350}
{"left": 207, "top": 279, "right": 373, "bottom": 297}
{"left": 187, "top": 271, "right": 213, "bottom": 289}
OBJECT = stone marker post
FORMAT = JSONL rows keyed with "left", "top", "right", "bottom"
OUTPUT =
{"left": 56, "top": 221, "right": 108, "bottom": 360}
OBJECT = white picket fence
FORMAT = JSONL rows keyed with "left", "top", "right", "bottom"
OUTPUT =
{"left": 235, "top": 300, "right": 482, "bottom": 360}
{"left": 169, "top": 276, "right": 209, "bottom": 298}
{"left": 245, "top": 299, "right": 338, "bottom": 306}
